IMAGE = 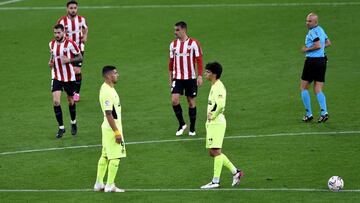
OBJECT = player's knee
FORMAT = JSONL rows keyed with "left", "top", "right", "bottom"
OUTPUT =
{"left": 109, "top": 159, "right": 120, "bottom": 167}
{"left": 67, "top": 97, "right": 74, "bottom": 104}
{"left": 53, "top": 100, "right": 61, "bottom": 106}
{"left": 300, "top": 84, "right": 308, "bottom": 91}
{"left": 314, "top": 87, "right": 322, "bottom": 94}
{"left": 172, "top": 99, "right": 180, "bottom": 106}
{"left": 187, "top": 100, "right": 196, "bottom": 108}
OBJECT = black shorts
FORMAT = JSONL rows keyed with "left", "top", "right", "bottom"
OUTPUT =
{"left": 171, "top": 79, "right": 198, "bottom": 97}
{"left": 301, "top": 57, "right": 327, "bottom": 82}
{"left": 72, "top": 51, "right": 84, "bottom": 67}
{"left": 51, "top": 79, "right": 76, "bottom": 96}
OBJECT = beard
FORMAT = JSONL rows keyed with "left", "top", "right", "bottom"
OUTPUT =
{"left": 68, "top": 11, "right": 77, "bottom": 17}
{"left": 56, "top": 36, "right": 64, "bottom": 42}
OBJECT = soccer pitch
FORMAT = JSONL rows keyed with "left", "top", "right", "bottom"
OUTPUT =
{"left": 1, "top": 0, "right": 360, "bottom": 202}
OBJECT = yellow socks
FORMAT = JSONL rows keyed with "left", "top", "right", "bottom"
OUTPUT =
{"left": 106, "top": 159, "right": 120, "bottom": 185}
{"left": 96, "top": 156, "right": 108, "bottom": 184}
{"left": 222, "top": 153, "right": 237, "bottom": 174}
{"left": 213, "top": 153, "right": 237, "bottom": 183}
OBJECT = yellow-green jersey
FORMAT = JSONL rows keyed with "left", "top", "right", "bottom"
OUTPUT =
{"left": 207, "top": 80, "right": 226, "bottom": 124}
{"left": 99, "top": 82, "right": 122, "bottom": 130}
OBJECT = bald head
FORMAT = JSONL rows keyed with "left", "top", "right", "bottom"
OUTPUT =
{"left": 306, "top": 12, "right": 319, "bottom": 29}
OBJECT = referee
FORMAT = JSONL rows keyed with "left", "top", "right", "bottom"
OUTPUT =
{"left": 300, "top": 13, "right": 331, "bottom": 123}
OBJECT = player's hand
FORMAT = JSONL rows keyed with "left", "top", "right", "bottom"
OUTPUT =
{"left": 48, "top": 60, "right": 54, "bottom": 67}
{"left": 115, "top": 135, "right": 123, "bottom": 144}
{"left": 301, "top": 46, "right": 308, "bottom": 53}
{"left": 207, "top": 112, "right": 213, "bottom": 122}
{"left": 81, "top": 35, "right": 87, "bottom": 43}
{"left": 197, "top": 76, "right": 203, "bottom": 87}
{"left": 169, "top": 78, "right": 173, "bottom": 87}
{"left": 61, "top": 56, "right": 71, "bottom": 64}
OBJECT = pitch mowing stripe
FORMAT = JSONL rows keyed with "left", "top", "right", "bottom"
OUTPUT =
{"left": 0, "top": 0, "right": 24, "bottom": 6}
{"left": 0, "top": 131, "right": 359, "bottom": 156}
{"left": 0, "top": 188, "right": 359, "bottom": 192}
{"left": 1, "top": 2, "right": 360, "bottom": 10}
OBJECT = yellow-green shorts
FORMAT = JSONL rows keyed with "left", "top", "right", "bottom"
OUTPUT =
{"left": 205, "top": 122, "right": 226, "bottom": 149}
{"left": 101, "top": 127, "right": 126, "bottom": 159}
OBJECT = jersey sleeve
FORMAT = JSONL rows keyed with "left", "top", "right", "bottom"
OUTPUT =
{"left": 193, "top": 40, "right": 203, "bottom": 57}
{"left": 100, "top": 91, "right": 114, "bottom": 111}
{"left": 309, "top": 30, "right": 320, "bottom": 42}
{"left": 69, "top": 41, "right": 81, "bottom": 55}
{"left": 211, "top": 86, "right": 226, "bottom": 119}
{"left": 169, "top": 42, "right": 174, "bottom": 59}
{"left": 56, "top": 17, "right": 64, "bottom": 25}
{"left": 82, "top": 17, "right": 88, "bottom": 29}
{"left": 169, "top": 42, "right": 174, "bottom": 71}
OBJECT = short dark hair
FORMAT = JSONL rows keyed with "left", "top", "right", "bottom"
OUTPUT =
{"left": 175, "top": 21, "right": 187, "bottom": 30}
{"left": 206, "top": 62, "right": 223, "bottom": 79}
{"left": 102, "top": 65, "right": 117, "bottom": 76}
{"left": 54, "top": 24, "right": 65, "bottom": 31}
{"left": 67, "top": 0, "right": 78, "bottom": 7}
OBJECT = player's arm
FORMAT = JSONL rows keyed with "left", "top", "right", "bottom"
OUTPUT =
{"left": 48, "top": 53, "right": 54, "bottom": 68}
{"left": 302, "top": 39, "right": 321, "bottom": 52}
{"left": 81, "top": 26, "right": 88, "bottom": 43}
{"left": 325, "top": 38, "right": 331, "bottom": 47}
{"left": 208, "top": 90, "right": 226, "bottom": 121}
{"left": 62, "top": 53, "right": 83, "bottom": 64}
{"left": 105, "top": 110, "right": 123, "bottom": 144}
{"left": 62, "top": 42, "right": 83, "bottom": 63}
{"left": 194, "top": 41, "right": 203, "bottom": 86}
{"left": 168, "top": 43, "right": 174, "bottom": 87}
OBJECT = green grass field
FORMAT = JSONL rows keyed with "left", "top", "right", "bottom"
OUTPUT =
{"left": 1, "top": 0, "right": 360, "bottom": 202}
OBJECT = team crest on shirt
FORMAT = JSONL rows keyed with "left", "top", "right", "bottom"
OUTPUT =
{"left": 105, "top": 100, "right": 110, "bottom": 107}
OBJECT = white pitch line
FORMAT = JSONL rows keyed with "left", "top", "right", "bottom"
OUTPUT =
{"left": 0, "top": 2, "right": 360, "bottom": 10}
{"left": 0, "top": 0, "right": 24, "bottom": 6}
{"left": 0, "top": 131, "right": 359, "bottom": 156}
{"left": 0, "top": 188, "right": 359, "bottom": 193}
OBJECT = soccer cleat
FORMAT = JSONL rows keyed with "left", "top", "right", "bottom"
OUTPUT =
{"left": 104, "top": 184, "right": 125, "bottom": 193}
{"left": 200, "top": 182, "right": 220, "bottom": 189}
{"left": 56, "top": 128, "right": 65, "bottom": 139}
{"left": 189, "top": 131, "right": 196, "bottom": 137}
{"left": 318, "top": 113, "right": 329, "bottom": 123}
{"left": 175, "top": 124, "right": 187, "bottom": 136}
{"left": 302, "top": 115, "right": 313, "bottom": 122}
{"left": 93, "top": 181, "right": 105, "bottom": 192}
{"left": 73, "top": 93, "right": 80, "bottom": 102}
{"left": 232, "top": 169, "right": 244, "bottom": 187}
{"left": 71, "top": 123, "right": 77, "bottom": 136}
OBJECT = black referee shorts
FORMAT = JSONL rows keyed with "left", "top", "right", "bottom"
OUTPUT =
{"left": 301, "top": 57, "right": 327, "bottom": 82}
{"left": 171, "top": 79, "right": 198, "bottom": 97}
{"left": 51, "top": 79, "right": 76, "bottom": 96}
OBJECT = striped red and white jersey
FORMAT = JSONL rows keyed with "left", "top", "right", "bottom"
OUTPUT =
{"left": 57, "top": 15, "right": 87, "bottom": 51}
{"left": 49, "top": 38, "right": 81, "bottom": 82}
{"left": 169, "top": 38, "right": 203, "bottom": 80}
